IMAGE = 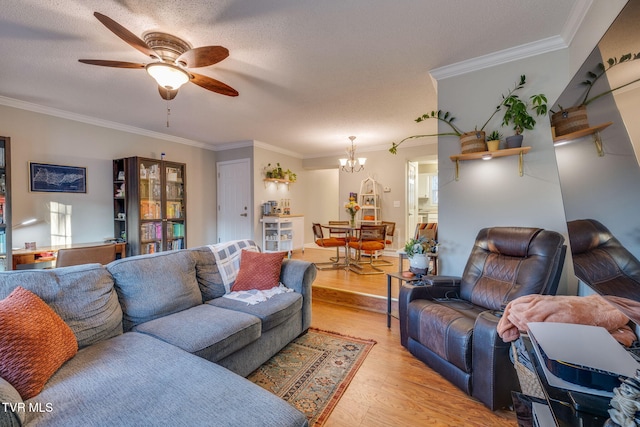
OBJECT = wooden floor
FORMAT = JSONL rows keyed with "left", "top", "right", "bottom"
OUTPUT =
{"left": 291, "top": 247, "right": 517, "bottom": 427}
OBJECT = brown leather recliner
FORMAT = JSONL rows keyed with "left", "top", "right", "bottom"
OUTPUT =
{"left": 567, "top": 219, "right": 640, "bottom": 323}
{"left": 399, "top": 227, "right": 566, "bottom": 410}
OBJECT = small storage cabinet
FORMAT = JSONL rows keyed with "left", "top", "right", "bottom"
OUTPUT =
{"left": 114, "top": 157, "right": 186, "bottom": 256}
{"left": 261, "top": 217, "right": 293, "bottom": 254}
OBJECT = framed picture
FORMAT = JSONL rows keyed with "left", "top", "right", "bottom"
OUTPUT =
{"left": 29, "top": 162, "right": 87, "bottom": 193}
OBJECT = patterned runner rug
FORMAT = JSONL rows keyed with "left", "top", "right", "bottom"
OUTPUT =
{"left": 247, "top": 328, "right": 376, "bottom": 426}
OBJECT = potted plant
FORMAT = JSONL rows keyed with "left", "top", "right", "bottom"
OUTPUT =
{"left": 551, "top": 52, "right": 640, "bottom": 136}
{"left": 389, "top": 76, "right": 528, "bottom": 155}
{"left": 404, "top": 236, "right": 438, "bottom": 273}
{"left": 486, "top": 130, "right": 502, "bottom": 151}
{"left": 500, "top": 75, "right": 548, "bottom": 148}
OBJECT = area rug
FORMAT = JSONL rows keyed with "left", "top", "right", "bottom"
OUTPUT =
{"left": 247, "top": 328, "right": 376, "bottom": 426}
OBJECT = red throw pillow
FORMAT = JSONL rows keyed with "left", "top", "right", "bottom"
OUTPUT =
{"left": 232, "top": 250, "right": 286, "bottom": 291}
{"left": 0, "top": 287, "right": 78, "bottom": 399}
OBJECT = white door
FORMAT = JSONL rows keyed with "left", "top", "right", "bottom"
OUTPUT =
{"left": 217, "top": 159, "right": 252, "bottom": 243}
{"left": 407, "top": 161, "right": 419, "bottom": 241}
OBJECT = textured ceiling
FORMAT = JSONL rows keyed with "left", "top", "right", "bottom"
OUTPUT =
{"left": 0, "top": 0, "right": 581, "bottom": 158}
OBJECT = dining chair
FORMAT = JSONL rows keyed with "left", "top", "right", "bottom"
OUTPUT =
{"left": 55, "top": 244, "right": 117, "bottom": 267}
{"left": 414, "top": 222, "right": 438, "bottom": 241}
{"left": 311, "top": 223, "right": 346, "bottom": 270}
{"left": 347, "top": 224, "right": 387, "bottom": 275}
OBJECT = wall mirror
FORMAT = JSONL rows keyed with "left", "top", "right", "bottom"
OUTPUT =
{"left": 554, "top": 0, "right": 640, "bottom": 324}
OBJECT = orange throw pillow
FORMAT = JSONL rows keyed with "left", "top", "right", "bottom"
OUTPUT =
{"left": 232, "top": 250, "right": 286, "bottom": 291}
{"left": 0, "top": 287, "right": 78, "bottom": 399}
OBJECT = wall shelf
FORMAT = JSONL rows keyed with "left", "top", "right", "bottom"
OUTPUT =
{"left": 449, "top": 146, "right": 531, "bottom": 180}
{"left": 263, "top": 178, "right": 293, "bottom": 189}
{"left": 552, "top": 122, "right": 612, "bottom": 157}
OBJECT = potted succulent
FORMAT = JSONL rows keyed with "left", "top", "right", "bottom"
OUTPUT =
{"left": 389, "top": 75, "right": 530, "bottom": 155}
{"left": 486, "top": 130, "right": 502, "bottom": 151}
{"left": 552, "top": 52, "right": 640, "bottom": 136}
{"left": 404, "top": 236, "right": 438, "bottom": 273}
{"left": 500, "top": 75, "right": 548, "bottom": 148}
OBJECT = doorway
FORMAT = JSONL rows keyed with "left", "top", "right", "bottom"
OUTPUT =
{"left": 216, "top": 159, "right": 252, "bottom": 243}
{"left": 406, "top": 159, "right": 438, "bottom": 241}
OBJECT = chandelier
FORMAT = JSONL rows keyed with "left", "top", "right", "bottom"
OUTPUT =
{"left": 339, "top": 136, "right": 366, "bottom": 173}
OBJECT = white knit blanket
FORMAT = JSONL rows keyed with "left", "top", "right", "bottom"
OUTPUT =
{"left": 223, "top": 284, "right": 293, "bottom": 305}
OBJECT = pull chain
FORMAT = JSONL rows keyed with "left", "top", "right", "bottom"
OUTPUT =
{"left": 166, "top": 94, "right": 171, "bottom": 127}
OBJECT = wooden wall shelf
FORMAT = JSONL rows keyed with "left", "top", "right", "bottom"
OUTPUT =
{"left": 263, "top": 178, "right": 293, "bottom": 189}
{"left": 449, "top": 146, "right": 531, "bottom": 180}
{"left": 552, "top": 122, "right": 612, "bottom": 157}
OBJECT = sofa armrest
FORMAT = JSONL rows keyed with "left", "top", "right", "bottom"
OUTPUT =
{"left": 0, "top": 377, "right": 24, "bottom": 426}
{"left": 280, "top": 259, "right": 317, "bottom": 332}
{"left": 471, "top": 310, "right": 520, "bottom": 410}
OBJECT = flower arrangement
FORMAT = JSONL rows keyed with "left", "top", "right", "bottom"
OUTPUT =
{"left": 344, "top": 197, "right": 360, "bottom": 224}
{"left": 404, "top": 236, "right": 438, "bottom": 258}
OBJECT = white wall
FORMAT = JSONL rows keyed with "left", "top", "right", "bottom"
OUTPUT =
{"left": 434, "top": 2, "right": 626, "bottom": 296}
{"left": 436, "top": 52, "right": 571, "bottom": 292}
{"left": 1, "top": 105, "right": 217, "bottom": 249}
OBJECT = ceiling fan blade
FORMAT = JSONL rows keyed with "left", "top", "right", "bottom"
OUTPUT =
{"left": 158, "top": 86, "right": 179, "bottom": 100}
{"left": 190, "top": 72, "right": 238, "bottom": 97}
{"left": 176, "top": 46, "right": 229, "bottom": 68}
{"left": 93, "top": 12, "right": 159, "bottom": 60}
{"left": 79, "top": 59, "right": 145, "bottom": 69}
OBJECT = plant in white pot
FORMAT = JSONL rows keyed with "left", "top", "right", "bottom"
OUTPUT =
{"left": 404, "top": 236, "right": 438, "bottom": 275}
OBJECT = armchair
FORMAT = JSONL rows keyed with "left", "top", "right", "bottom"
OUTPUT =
{"left": 399, "top": 227, "right": 566, "bottom": 410}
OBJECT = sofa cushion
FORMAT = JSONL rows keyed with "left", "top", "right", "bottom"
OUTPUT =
{"left": 0, "top": 287, "right": 78, "bottom": 400}
{"left": 189, "top": 240, "right": 260, "bottom": 299}
{"left": 22, "top": 332, "right": 307, "bottom": 427}
{"left": 208, "top": 292, "right": 303, "bottom": 332}
{"left": 132, "top": 304, "right": 261, "bottom": 362}
{"left": 0, "top": 263, "right": 122, "bottom": 348}
{"left": 108, "top": 250, "right": 202, "bottom": 331}
{"left": 233, "top": 250, "right": 286, "bottom": 291}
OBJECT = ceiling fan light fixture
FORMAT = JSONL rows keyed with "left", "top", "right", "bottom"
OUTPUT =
{"left": 146, "top": 62, "right": 190, "bottom": 90}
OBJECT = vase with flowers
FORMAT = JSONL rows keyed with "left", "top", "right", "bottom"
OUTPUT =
{"left": 344, "top": 197, "right": 360, "bottom": 226}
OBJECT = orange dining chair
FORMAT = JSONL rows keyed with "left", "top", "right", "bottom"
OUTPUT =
{"left": 415, "top": 222, "right": 438, "bottom": 241}
{"left": 327, "top": 220, "right": 351, "bottom": 261}
{"left": 347, "top": 224, "right": 387, "bottom": 274}
{"left": 312, "top": 223, "right": 345, "bottom": 270}
{"left": 363, "top": 221, "right": 395, "bottom": 267}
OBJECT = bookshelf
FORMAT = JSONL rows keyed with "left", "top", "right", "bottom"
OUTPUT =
{"left": 114, "top": 157, "right": 186, "bottom": 255}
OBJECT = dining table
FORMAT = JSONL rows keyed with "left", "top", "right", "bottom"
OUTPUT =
{"left": 321, "top": 223, "right": 360, "bottom": 269}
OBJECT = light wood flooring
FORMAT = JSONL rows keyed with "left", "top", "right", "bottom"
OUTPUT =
{"left": 291, "top": 247, "right": 517, "bottom": 427}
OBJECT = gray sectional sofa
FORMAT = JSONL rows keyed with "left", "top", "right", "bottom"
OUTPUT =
{"left": 0, "top": 240, "right": 316, "bottom": 427}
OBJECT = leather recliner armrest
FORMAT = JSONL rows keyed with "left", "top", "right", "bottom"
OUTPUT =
{"left": 398, "top": 277, "right": 462, "bottom": 347}
{"left": 471, "top": 310, "right": 520, "bottom": 410}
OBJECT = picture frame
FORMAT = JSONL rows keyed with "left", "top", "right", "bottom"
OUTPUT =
{"left": 29, "top": 162, "right": 87, "bottom": 193}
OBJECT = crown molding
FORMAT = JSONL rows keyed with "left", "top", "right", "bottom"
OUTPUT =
{"left": 561, "top": 0, "right": 594, "bottom": 46}
{"left": 0, "top": 95, "right": 213, "bottom": 150}
{"left": 430, "top": 35, "right": 568, "bottom": 80}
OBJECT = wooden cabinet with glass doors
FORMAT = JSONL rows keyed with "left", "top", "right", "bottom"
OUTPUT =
{"left": 113, "top": 157, "right": 186, "bottom": 256}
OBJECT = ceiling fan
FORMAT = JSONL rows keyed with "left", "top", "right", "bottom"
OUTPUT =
{"left": 79, "top": 12, "right": 238, "bottom": 100}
